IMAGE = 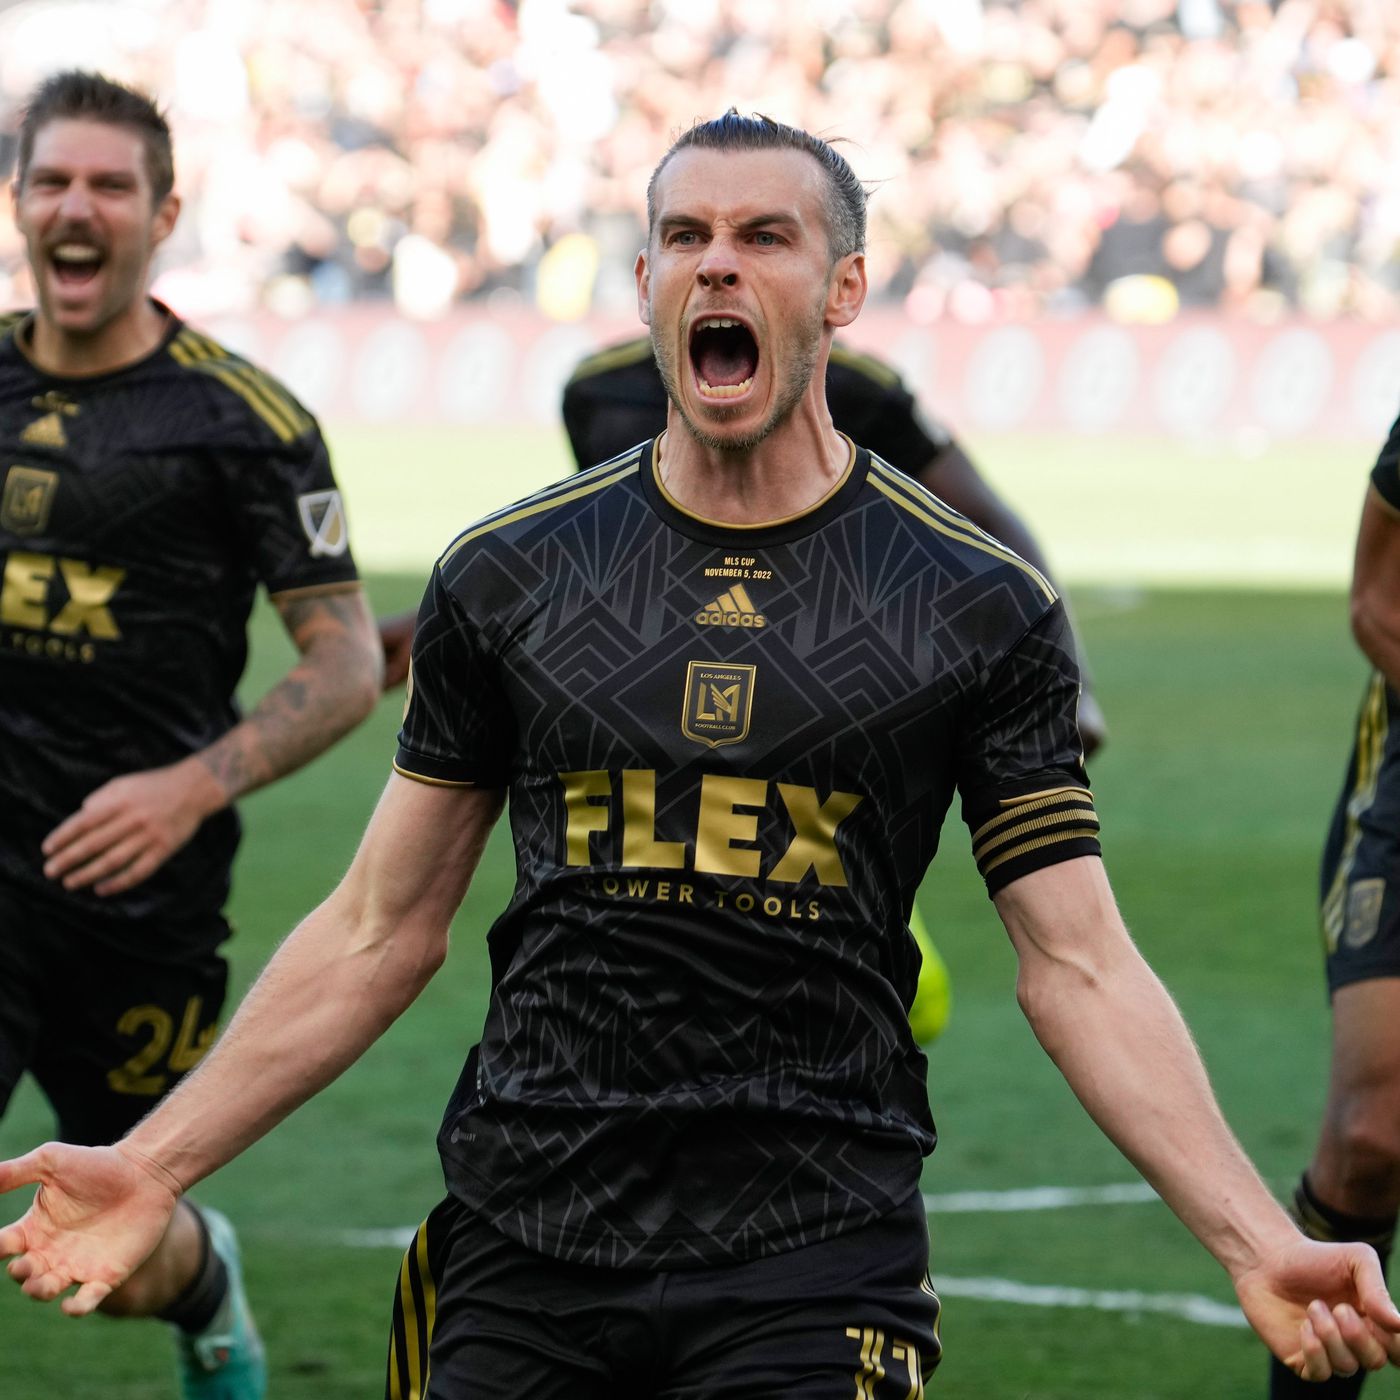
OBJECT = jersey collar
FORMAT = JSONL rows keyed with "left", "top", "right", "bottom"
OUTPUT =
{"left": 640, "top": 432, "right": 870, "bottom": 548}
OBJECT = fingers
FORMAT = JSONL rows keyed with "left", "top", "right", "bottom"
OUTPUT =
{"left": 1299, "top": 1300, "right": 1389, "bottom": 1381}
{"left": 91, "top": 847, "right": 166, "bottom": 898}
{"left": 0, "top": 1146, "right": 45, "bottom": 1195}
{"left": 63, "top": 1279, "right": 113, "bottom": 1316}
{"left": 42, "top": 808, "right": 129, "bottom": 883}
{"left": 1353, "top": 1252, "right": 1400, "bottom": 1332}
{"left": 52, "top": 831, "right": 150, "bottom": 893}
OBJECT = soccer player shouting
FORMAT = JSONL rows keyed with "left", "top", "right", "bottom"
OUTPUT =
{"left": 0, "top": 71, "right": 381, "bottom": 1399}
{"left": 3, "top": 112, "right": 1398, "bottom": 1396}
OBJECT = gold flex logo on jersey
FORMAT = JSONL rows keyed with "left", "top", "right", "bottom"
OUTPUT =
{"left": 695, "top": 582, "right": 765, "bottom": 628}
{"left": 682, "top": 661, "right": 756, "bottom": 749}
{"left": 1, "top": 466, "right": 59, "bottom": 536}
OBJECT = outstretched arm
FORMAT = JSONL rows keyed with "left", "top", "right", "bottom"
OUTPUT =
{"left": 2, "top": 775, "right": 503, "bottom": 1314}
{"left": 1350, "top": 485, "right": 1400, "bottom": 690}
{"left": 43, "top": 586, "right": 383, "bottom": 896}
{"left": 996, "top": 856, "right": 1400, "bottom": 1381}
{"left": 922, "top": 442, "right": 1106, "bottom": 757}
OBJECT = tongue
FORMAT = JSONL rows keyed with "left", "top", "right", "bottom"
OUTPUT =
{"left": 55, "top": 262, "right": 100, "bottom": 286}
{"left": 697, "top": 338, "right": 756, "bottom": 387}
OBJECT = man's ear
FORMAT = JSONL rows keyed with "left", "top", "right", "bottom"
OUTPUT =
{"left": 825, "top": 251, "right": 867, "bottom": 330}
{"left": 635, "top": 249, "right": 652, "bottom": 326}
{"left": 151, "top": 192, "right": 181, "bottom": 248}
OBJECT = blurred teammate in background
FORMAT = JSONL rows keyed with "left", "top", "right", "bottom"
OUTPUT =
{"left": 559, "top": 332, "right": 1110, "bottom": 1044}
{"left": 0, "top": 71, "right": 381, "bottom": 1399}
{"left": 1271, "top": 416, "right": 1400, "bottom": 1399}
{"left": 3, "top": 111, "right": 1399, "bottom": 1396}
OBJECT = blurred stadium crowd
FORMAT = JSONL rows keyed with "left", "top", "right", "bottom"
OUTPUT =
{"left": 1, "top": 0, "right": 1398, "bottom": 325}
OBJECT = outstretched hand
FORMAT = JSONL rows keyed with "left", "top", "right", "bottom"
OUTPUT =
{"left": 1236, "top": 1237, "right": 1400, "bottom": 1382}
{"left": 0, "top": 1142, "right": 180, "bottom": 1316}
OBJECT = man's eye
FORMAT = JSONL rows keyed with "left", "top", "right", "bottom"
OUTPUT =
{"left": 754, "top": 232, "right": 778, "bottom": 246}
{"left": 674, "top": 231, "right": 698, "bottom": 246}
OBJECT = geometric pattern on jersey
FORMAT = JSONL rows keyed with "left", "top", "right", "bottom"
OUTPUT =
{"left": 562, "top": 336, "right": 954, "bottom": 474}
{"left": 397, "top": 437, "right": 1098, "bottom": 1269}
{"left": 0, "top": 305, "right": 358, "bottom": 936}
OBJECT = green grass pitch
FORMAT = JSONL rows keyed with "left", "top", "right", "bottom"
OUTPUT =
{"left": 1, "top": 426, "right": 1395, "bottom": 1397}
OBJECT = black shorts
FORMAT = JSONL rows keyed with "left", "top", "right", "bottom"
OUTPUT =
{"left": 386, "top": 1189, "right": 941, "bottom": 1400}
{"left": 0, "top": 882, "right": 229, "bottom": 1145}
{"left": 1320, "top": 674, "right": 1400, "bottom": 994}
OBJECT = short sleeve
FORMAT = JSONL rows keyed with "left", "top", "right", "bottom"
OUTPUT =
{"left": 394, "top": 564, "right": 515, "bottom": 788}
{"left": 957, "top": 602, "right": 1101, "bottom": 895}
{"left": 1370, "top": 412, "right": 1400, "bottom": 512}
{"left": 225, "top": 428, "right": 360, "bottom": 595}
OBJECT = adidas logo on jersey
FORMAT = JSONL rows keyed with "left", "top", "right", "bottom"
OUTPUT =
{"left": 695, "top": 583, "right": 766, "bottom": 628}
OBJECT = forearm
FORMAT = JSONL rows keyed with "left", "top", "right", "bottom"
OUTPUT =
{"left": 1001, "top": 870, "right": 1296, "bottom": 1279}
{"left": 123, "top": 889, "right": 443, "bottom": 1192}
{"left": 197, "top": 588, "right": 381, "bottom": 805}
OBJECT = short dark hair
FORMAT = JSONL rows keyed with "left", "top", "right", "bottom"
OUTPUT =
{"left": 646, "top": 111, "right": 866, "bottom": 261}
{"left": 16, "top": 70, "right": 174, "bottom": 203}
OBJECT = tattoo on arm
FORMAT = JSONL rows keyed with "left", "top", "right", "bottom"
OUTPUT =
{"left": 198, "top": 589, "right": 382, "bottom": 803}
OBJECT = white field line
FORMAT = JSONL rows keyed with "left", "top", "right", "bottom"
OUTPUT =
{"left": 922, "top": 1182, "right": 1159, "bottom": 1213}
{"left": 934, "top": 1276, "right": 1246, "bottom": 1329}
{"left": 329, "top": 1181, "right": 1246, "bottom": 1331}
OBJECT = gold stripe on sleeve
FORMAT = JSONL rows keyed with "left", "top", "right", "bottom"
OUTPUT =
{"left": 973, "top": 806, "right": 1100, "bottom": 864}
{"left": 869, "top": 462, "right": 1056, "bottom": 602}
{"left": 391, "top": 762, "right": 479, "bottom": 789}
{"left": 971, "top": 789, "right": 1096, "bottom": 849}
{"left": 439, "top": 458, "right": 641, "bottom": 566}
{"left": 981, "top": 826, "right": 1102, "bottom": 877}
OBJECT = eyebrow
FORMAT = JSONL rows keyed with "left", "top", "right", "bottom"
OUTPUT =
{"left": 26, "top": 164, "right": 139, "bottom": 184}
{"left": 657, "top": 211, "right": 804, "bottom": 235}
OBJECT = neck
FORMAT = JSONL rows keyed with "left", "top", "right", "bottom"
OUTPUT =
{"left": 658, "top": 377, "right": 850, "bottom": 526}
{"left": 27, "top": 297, "right": 168, "bottom": 378}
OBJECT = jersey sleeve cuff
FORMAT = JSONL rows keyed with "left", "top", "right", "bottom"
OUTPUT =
{"left": 965, "top": 785, "right": 1102, "bottom": 897}
{"left": 392, "top": 745, "right": 504, "bottom": 788}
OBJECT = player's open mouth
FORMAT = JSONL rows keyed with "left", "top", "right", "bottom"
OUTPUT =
{"left": 689, "top": 316, "right": 758, "bottom": 400}
{"left": 50, "top": 244, "right": 104, "bottom": 286}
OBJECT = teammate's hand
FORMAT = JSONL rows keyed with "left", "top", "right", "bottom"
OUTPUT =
{"left": 378, "top": 610, "right": 416, "bottom": 691}
{"left": 42, "top": 758, "right": 227, "bottom": 896}
{"left": 1078, "top": 688, "right": 1108, "bottom": 762}
{"left": 1234, "top": 1236, "right": 1400, "bottom": 1381}
{"left": 0, "top": 1142, "right": 180, "bottom": 1316}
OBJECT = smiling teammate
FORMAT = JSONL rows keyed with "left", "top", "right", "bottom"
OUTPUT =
{"left": 0, "top": 71, "right": 381, "bottom": 1399}
{"left": 3, "top": 111, "right": 1399, "bottom": 1397}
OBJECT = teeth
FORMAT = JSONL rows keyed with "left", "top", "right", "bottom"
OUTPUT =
{"left": 698, "top": 317, "right": 740, "bottom": 329}
{"left": 54, "top": 245, "right": 100, "bottom": 262}
{"left": 698, "top": 377, "right": 753, "bottom": 398}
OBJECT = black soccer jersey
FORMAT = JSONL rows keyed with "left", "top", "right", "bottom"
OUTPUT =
{"left": 0, "top": 305, "right": 359, "bottom": 937}
{"left": 1372, "top": 410, "right": 1400, "bottom": 512}
{"left": 562, "top": 337, "right": 954, "bottom": 472}
{"left": 396, "top": 438, "right": 1099, "bottom": 1270}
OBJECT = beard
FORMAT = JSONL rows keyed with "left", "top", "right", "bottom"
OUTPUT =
{"left": 652, "top": 293, "right": 826, "bottom": 453}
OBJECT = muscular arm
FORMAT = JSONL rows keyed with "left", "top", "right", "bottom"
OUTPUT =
{"left": 43, "top": 585, "right": 383, "bottom": 896}
{"left": 996, "top": 857, "right": 1400, "bottom": 1378}
{"left": 923, "top": 443, "right": 1106, "bottom": 757}
{"left": 1350, "top": 486, "right": 1400, "bottom": 690}
{"left": 2, "top": 777, "right": 503, "bottom": 1312}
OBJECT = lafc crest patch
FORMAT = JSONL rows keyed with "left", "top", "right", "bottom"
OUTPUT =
{"left": 297, "top": 489, "right": 348, "bottom": 558}
{"left": 1, "top": 465, "right": 59, "bottom": 536}
{"left": 682, "top": 661, "right": 756, "bottom": 748}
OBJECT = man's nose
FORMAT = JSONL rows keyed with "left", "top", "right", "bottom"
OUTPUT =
{"left": 57, "top": 182, "right": 94, "bottom": 220}
{"left": 696, "top": 238, "right": 739, "bottom": 289}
